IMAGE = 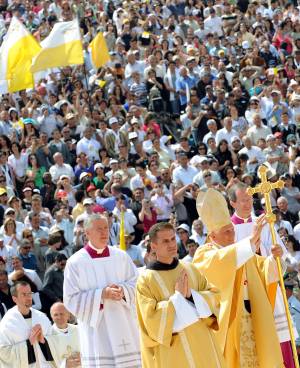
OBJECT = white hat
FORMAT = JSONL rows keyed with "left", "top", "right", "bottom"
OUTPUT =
{"left": 271, "top": 89, "right": 280, "bottom": 95}
{"left": 231, "top": 136, "right": 241, "bottom": 144}
{"left": 83, "top": 198, "right": 94, "bottom": 206}
{"left": 79, "top": 172, "right": 90, "bottom": 181}
{"left": 94, "top": 163, "right": 104, "bottom": 171}
{"left": 4, "top": 207, "right": 15, "bottom": 215}
{"left": 109, "top": 117, "right": 119, "bottom": 126}
{"left": 60, "top": 175, "right": 69, "bottom": 181}
{"left": 110, "top": 159, "right": 118, "bottom": 165}
{"left": 177, "top": 223, "right": 190, "bottom": 233}
{"left": 198, "top": 156, "right": 209, "bottom": 164}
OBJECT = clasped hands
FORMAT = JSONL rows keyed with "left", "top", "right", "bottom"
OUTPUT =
{"left": 102, "top": 284, "right": 124, "bottom": 301}
{"left": 250, "top": 214, "right": 283, "bottom": 258}
{"left": 175, "top": 270, "right": 191, "bottom": 299}
{"left": 29, "top": 324, "right": 45, "bottom": 345}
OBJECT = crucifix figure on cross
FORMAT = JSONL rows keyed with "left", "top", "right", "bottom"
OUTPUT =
{"left": 119, "top": 339, "right": 131, "bottom": 351}
{"left": 246, "top": 165, "right": 299, "bottom": 368}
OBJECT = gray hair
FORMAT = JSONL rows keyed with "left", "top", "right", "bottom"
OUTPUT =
{"left": 84, "top": 214, "right": 108, "bottom": 230}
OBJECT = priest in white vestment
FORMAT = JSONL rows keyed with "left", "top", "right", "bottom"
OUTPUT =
{"left": 50, "top": 302, "right": 81, "bottom": 368}
{"left": 63, "top": 214, "right": 141, "bottom": 368}
{"left": 0, "top": 281, "right": 62, "bottom": 368}
{"left": 229, "top": 182, "right": 296, "bottom": 368}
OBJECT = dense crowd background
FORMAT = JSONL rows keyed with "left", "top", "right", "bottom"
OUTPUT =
{"left": 0, "top": 0, "right": 300, "bottom": 341}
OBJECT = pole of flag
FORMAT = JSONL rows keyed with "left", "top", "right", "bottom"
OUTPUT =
{"left": 119, "top": 211, "right": 126, "bottom": 251}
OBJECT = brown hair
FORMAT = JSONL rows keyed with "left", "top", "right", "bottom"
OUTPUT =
{"left": 148, "top": 222, "right": 174, "bottom": 242}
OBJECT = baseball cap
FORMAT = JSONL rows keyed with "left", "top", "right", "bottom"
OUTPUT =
{"left": 79, "top": 172, "right": 90, "bottom": 181}
{"left": 177, "top": 224, "right": 190, "bottom": 233}
{"left": 0, "top": 188, "right": 7, "bottom": 196}
{"left": 231, "top": 136, "right": 241, "bottom": 144}
{"left": 94, "top": 163, "right": 104, "bottom": 171}
{"left": 110, "top": 159, "right": 118, "bottom": 166}
{"left": 4, "top": 207, "right": 15, "bottom": 215}
{"left": 23, "top": 187, "right": 32, "bottom": 193}
{"left": 87, "top": 185, "right": 97, "bottom": 193}
{"left": 83, "top": 198, "right": 94, "bottom": 206}
{"left": 109, "top": 117, "right": 119, "bottom": 126}
{"left": 271, "top": 89, "right": 280, "bottom": 95}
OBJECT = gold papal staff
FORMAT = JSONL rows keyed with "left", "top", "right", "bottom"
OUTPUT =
{"left": 247, "top": 165, "right": 299, "bottom": 368}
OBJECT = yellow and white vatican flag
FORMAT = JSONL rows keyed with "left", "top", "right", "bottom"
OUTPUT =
{"left": 0, "top": 17, "right": 41, "bottom": 94}
{"left": 31, "top": 19, "right": 83, "bottom": 73}
{"left": 89, "top": 32, "right": 110, "bottom": 69}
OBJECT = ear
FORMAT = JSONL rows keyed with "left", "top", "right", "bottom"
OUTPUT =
{"left": 229, "top": 200, "right": 236, "bottom": 210}
{"left": 12, "top": 295, "right": 17, "bottom": 304}
{"left": 150, "top": 241, "right": 157, "bottom": 252}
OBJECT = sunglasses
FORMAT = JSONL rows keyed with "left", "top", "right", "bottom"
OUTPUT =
{"left": 204, "top": 174, "right": 211, "bottom": 178}
{"left": 22, "top": 246, "right": 31, "bottom": 250}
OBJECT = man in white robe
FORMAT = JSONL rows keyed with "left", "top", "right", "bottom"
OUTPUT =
{"left": 229, "top": 182, "right": 296, "bottom": 367}
{"left": 50, "top": 302, "right": 81, "bottom": 368}
{"left": 0, "top": 281, "right": 57, "bottom": 368}
{"left": 63, "top": 214, "right": 141, "bottom": 368}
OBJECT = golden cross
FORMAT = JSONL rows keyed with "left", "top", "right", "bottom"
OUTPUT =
{"left": 246, "top": 165, "right": 284, "bottom": 228}
{"left": 246, "top": 165, "right": 299, "bottom": 368}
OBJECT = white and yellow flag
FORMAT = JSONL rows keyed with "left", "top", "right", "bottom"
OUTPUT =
{"left": 31, "top": 19, "right": 83, "bottom": 73}
{"left": 0, "top": 17, "right": 41, "bottom": 94}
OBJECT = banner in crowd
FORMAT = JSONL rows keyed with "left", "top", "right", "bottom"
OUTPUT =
{"left": 89, "top": 32, "right": 110, "bottom": 69}
{"left": 31, "top": 19, "right": 84, "bottom": 73}
{"left": 0, "top": 17, "right": 41, "bottom": 93}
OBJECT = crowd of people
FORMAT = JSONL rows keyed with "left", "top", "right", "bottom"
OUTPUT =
{"left": 0, "top": 0, "right": 299, "bottom": 366}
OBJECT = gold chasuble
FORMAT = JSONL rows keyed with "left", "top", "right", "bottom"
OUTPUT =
{"left": 193, "top": 189, "right": 284, "bottom": 368}
{"left": 193, "top": 244, "right": 284, "bottom": 368}
{"left": 136, "top": 259, "right": 227, "bottom": 368}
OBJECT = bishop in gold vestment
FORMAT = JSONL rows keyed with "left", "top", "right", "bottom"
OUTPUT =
{"left": 136, "top": 222, "right": 227, "bottom": 368}
{"left": 193, "top": 189, "right": 285, "bottom": 368}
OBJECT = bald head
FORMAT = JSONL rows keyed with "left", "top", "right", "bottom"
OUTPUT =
{"left": 50, "top": 302, "right": 70, "bottom": 329}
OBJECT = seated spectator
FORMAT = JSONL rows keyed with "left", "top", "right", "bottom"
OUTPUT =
{"left": 182, "top": 239, "right": 199, "bottom": 263}
{"left": 17, "top": 239, "right": 38, "bottom": 271}
{"left": 286, "top": 235, "right": 300, "bottom": 273}
{"left": 124, "top": 233, "right": 144, "bottom": 267}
